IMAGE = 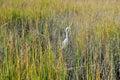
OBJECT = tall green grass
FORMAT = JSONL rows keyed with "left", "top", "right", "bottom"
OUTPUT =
{"left": 0, "top": 0, "right": 120, "bottom": 80}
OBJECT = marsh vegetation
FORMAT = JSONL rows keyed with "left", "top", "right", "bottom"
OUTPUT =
{"left": 0, "top": 0, "right": 120, "bottom": 80}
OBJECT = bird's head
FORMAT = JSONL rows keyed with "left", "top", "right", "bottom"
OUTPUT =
{"left": 65, "top": 22, "right": 72, "bottom": 32}
{"left": 65, "top": 27, "right": 70, "bottom": 32}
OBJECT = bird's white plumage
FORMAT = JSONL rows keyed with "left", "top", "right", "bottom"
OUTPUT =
{"left": 62, "top": 27, "right": 70, "bottom": 49}
{"left": 62, "top": 38, "right": 68, "bottom": 49}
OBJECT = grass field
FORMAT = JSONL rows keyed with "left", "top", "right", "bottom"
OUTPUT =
{"left": 0, "top": 0, "right": 120, "bottom": 80}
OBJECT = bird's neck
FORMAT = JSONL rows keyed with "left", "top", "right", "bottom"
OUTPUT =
{"left": 66, "top": 31, "right": 68, "bottom": 39}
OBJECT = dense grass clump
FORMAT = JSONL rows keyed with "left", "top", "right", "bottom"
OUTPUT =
{"left": 0, "top": 0, "right": 120, "bottom": 80}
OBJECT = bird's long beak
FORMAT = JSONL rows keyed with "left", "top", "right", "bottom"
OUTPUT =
{"left": 68, "top": 26, "right": 71, "bottom": 34}
{"left": 69, "top": 22, "right": 72, "bottom": 27}
{"left": 68, "top": 27, "right": 70, "bottom": 30}
{"left": 68, "top": 22, "right": 72, "bottom": 30}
